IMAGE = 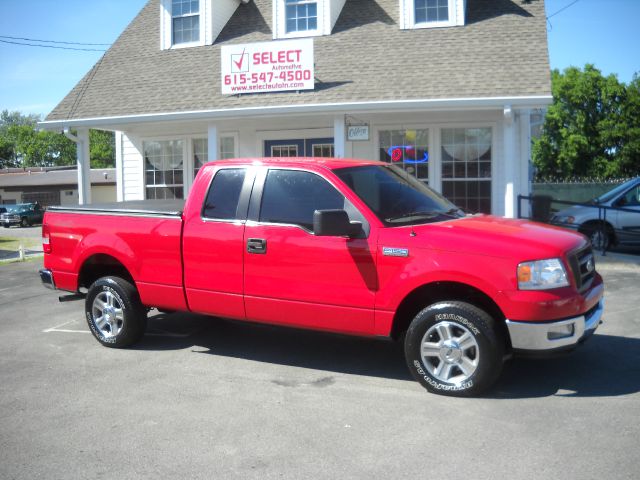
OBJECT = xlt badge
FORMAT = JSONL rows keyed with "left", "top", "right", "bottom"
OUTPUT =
{"left": 383, "top": 247, "right": 409, "bottom": 257}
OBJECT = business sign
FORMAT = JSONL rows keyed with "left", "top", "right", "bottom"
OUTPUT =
{"left": 221, "top": 39, "right": 314, "bottom": 95}
{"left": 347, "top": 125, "right": 369, "bottom": 141}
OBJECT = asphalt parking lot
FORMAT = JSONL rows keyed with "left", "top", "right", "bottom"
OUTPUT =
{"left": 1, "top": 259, "right": 639, "bottom": 479}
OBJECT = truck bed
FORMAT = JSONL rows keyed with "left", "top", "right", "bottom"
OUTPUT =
{"left": 47, "top": 200, "right": 184, "bottom": 218}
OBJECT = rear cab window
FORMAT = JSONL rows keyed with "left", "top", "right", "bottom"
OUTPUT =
{"left": 202, "top": 168, "right": 248, "bottom": 220}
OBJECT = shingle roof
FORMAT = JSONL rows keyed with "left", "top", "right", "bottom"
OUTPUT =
{"left": 45, "top": 0, "right": 551, "bottom": 122}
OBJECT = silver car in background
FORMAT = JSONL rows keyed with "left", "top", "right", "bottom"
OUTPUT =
{"left": 551, "top": 177, "right": 640, "bottom": 250}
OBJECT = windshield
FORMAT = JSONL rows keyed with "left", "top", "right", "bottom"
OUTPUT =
{"left": 334, "top": 165, "right": 464, "bottom": 226}
{"left": 595, "top": 178, "right": 640, "bottom": 204}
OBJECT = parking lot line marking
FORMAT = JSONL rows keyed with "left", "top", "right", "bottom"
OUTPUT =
{"left": 48, "top": 329, "right": 91, "bottom": 334}
{"left": 43, "top": 320, "right": 79, "bottom": 333}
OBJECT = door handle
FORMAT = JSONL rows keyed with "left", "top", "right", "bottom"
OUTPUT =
{"left": 247, "top": 238, "right": 267, "bottom": 254}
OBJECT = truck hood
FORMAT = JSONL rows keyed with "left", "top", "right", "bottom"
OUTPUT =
{"left": 404, "top": 215, "right": 587, "bottom": 260}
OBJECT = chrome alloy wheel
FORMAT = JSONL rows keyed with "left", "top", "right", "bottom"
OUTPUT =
{"left": 420, "top": 321, "right": 480, "bottom": 384}
{"left": 91, "top": 290, "right": 125, "bottom": 338}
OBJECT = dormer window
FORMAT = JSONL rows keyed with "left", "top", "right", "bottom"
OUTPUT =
{"left": 415, "top": 0, "right": 449, "bottom": 24}
{"left": 274, "top": 0, "right": 347, "bottom": 39}
{"left": 160, "top": 0, "right": 240, "bottom": 50}
{"left": 285, "top": 0, "right": 318, "bottom": 33}
{"left": 172, "top": 0, "right": 200, "bottom": 44}
{"left": 400, "top": 0, "right": 465, "bottom": 29}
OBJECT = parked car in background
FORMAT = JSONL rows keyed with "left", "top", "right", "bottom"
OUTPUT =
{"left": 551, "top": 177, "right": 640, "bottom": 250}
{"left": 1, "top": 202, "right": 45, "bottom": 228}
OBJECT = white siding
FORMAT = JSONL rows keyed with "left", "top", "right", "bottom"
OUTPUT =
{"left": 210, "top": 0, "right": 239, "bottom": 44}
{"left": 121, "top": 134, "right": 145, "bottom": 201}
{"left": 329, "top": 0, "right": 346, "bottom": 32}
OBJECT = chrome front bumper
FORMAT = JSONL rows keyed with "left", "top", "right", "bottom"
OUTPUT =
{"left": 506, "top": 299, "right": 604, "bottom": 352}
{"left": 39, "top": 269, "right": 56, "bottom": 290}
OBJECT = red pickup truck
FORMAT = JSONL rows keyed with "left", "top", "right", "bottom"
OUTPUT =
{"left": 39, "top": 158, "right": 604, "bottom": 396}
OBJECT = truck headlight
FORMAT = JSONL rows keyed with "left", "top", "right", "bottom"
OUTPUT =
{"left": 517, "top": 258, "right": 570, "bottom": 290}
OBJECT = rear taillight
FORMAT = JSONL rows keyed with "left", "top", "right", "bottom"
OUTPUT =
{"left": 42, "top": 224, "right": 51, "bottom": 254}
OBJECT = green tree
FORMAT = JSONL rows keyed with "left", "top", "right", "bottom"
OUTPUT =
{"left": 533, "top": 65, "right": 632, "bottom": 179}
{"left": 89, "top": 129, "right": 115, "bottom": 168}
{"left": 616, "top": 74, "right": 640, "bottom": 175}
{"left": 0, "top": 110, "right": 115, "bottom": 168}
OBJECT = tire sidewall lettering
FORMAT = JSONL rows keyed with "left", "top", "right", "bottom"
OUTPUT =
{"left": 412, "top": 360, "right": 474, "bottom": 391}
{"left": 434, "top": 313, "right": 480, "bottom": 335}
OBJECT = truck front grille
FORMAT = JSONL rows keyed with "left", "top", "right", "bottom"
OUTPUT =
{"left": 568, "top": 246, "right": 596, "bottom": 292}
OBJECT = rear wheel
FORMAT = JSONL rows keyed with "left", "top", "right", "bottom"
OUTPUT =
{"left": 85, "top": 276, "right": 147, "bottom": 348}
{"left": 404, "top": 301, "right": 504, "bottom": 396}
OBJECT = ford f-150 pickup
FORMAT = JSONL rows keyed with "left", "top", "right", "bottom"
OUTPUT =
{"left": 39, "top": 158, "right": 604, "bottom": 396}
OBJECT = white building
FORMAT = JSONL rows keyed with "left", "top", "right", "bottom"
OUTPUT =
{"left": 40, "top": 0, "right": 552, "bottom": 216}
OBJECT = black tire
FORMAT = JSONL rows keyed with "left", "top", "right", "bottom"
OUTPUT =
{"left": 404, "top": 301, "right": 504, "bottom": 397}
{"left": 85, "top": 276, "right": 147, "bottom": 348}
{"left": 20, "top": 217, "right": 29, "bottom": 228}
{"left": 582, "top": 223, "right": 613, "bottom": 251}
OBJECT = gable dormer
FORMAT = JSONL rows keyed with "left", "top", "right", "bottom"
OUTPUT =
{"left": 400, "top": 0, "right": 466, "bottom": 29}
{"left": 273, "top": 0, "right": 347, "bottom": 39}
{"left": 160, "top": 0, "right": 240, "bottom": 49}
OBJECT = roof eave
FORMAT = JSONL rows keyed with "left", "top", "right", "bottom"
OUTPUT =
{"left": 38, "top": 95, "right": 553, "bottom": 131}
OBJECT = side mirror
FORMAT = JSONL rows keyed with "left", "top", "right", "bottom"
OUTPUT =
{"left": 313, "top": 209, "right": 362, "bottom": 237}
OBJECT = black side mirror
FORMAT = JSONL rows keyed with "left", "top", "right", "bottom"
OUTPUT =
{"left": 313, "top": 210, "right": 362, "bottom": 237}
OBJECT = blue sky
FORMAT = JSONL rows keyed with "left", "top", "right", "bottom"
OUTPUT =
{"left": 0, "top": 0, "right": 638, "bottom": 118}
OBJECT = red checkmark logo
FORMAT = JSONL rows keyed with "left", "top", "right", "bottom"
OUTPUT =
{"left": 233, "top": 48, "right": 246, "bottom": 72}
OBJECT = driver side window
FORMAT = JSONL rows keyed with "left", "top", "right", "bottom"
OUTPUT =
{"left": 259, "top": 169, "right": 345, "bottom": 231}
{"left": 621, "top": 186, "right": 640, "bottom": 206}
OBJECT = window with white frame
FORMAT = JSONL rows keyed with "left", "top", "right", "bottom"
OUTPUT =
{"left": 415, "top": 0, "right": 448, "bottom": 24}
{"left": 401, "top": 0, "right": 462, "bottom": 29}
{"left": 219, "top": 136, "right": 236, "bottom": 160}
{"left": 193, "top": 136, "right": 236, "bottom": 179}
{"left": 285, "top": 0, "right": 318, "bottom": 33}
{"left": 193, "top": 138, "right": 208, "bottom": 179}
{"left": 271, "top": 145, "right": 299, "bottom": 157}
{"left": 144, "top": 140, "right": 185, "bottom": 200}
{"left": 172, "top": 0, "right": 200, "bottom": 45}
{"left": 379, "top": 129, "right": 429, "bottom": 183}
{"left": 441, "top": 127, "right": 492, "bottom": 214}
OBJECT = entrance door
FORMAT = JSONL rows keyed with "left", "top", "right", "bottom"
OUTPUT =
{"left": 264, "top": 138, "right": 334, "bottom": 157}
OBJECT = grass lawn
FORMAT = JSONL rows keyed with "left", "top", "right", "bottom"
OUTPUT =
{"left": 0, "top": 236, "right": 42, "bottom": 252}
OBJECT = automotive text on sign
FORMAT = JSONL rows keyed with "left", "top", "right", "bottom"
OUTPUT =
{"left": 221, "top": 39, "right": 314, "bottom": 95}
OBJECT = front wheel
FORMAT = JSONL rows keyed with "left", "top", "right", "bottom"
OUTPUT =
{"left": 583, "top": 225, "right": 612, "bottom": 251}
{"left": 20, "top": 217, "right": 29, "bottom": 228}
{"left": 85, "top": 276, "right": 147, "bottom": 348}
{"left": 404, "top": 301, "right": 504, "bottom": 396}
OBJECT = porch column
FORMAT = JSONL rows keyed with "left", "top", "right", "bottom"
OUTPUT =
{"left": 208, "top": 124, "right": 219, "bottom": 161}
{"left": 77, "top": 128, "right": 91, "bottom": 205}
{"left": 502, "top": 106, "right": 517, "bottom": 218}
{"left": 115, "top": 131, "right": 125, "bottom": 201}
{"left": 333, "top": 115, "right": 345, "bottom": 158}
{"left": 518, "top": 109, "right": 532, "bottom": 218}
